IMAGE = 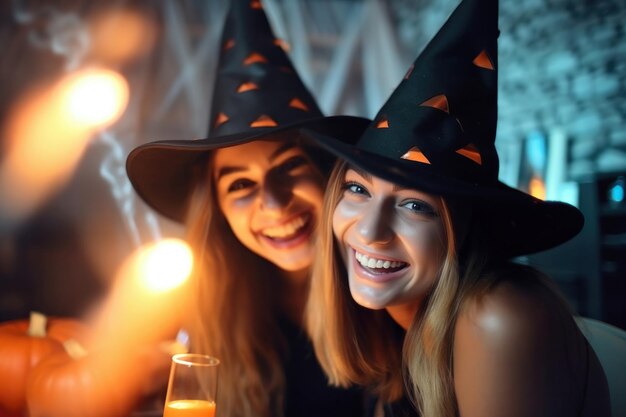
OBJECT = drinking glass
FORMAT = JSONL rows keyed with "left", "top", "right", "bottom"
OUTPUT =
{"left": 163, "top": 353, "right": 219, "bottom": 417}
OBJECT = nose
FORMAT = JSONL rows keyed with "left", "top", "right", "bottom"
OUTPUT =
{"left": 355, "top": 198, "right": 394, "bottom": 246}
{"left": 259, "top": 169, "right": 293, "bottom": 214}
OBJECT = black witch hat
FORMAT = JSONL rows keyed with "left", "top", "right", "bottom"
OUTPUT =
{"left": 301, "top": 0, "right": 583, "bottom": 257}
{"left": 126, "top": 0, "right": 369, "bottom": 222}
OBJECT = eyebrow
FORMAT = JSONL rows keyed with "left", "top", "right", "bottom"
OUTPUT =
{"left": 215, "top": 165, "right": 245, "bottom": 181}
{"left": 351, "top": 166, "right": 416, "bottom": 192}
{"left": 349, "top": 166, "right": 372, "bottom": 182}
{"left": 215, "top": 142, "right": 297, "bottom": 182}
{"left": 269, "top": 142, "right": 296, "bottom": 161}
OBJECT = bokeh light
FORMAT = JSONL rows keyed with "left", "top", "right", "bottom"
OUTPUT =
{"left": 140, "top": 239, "right": 194, "bottom": 293}
{"left": 529, "top": 176, "right": 547, "bottom": 201}
{"left": 0, "top": 67, "right": 129, "bottom": 228}
{"left": 89, "top": 9, "right": 156, "bottom": 65}
{"left": 63, "top": 69, "right": 129, "bottom": 127}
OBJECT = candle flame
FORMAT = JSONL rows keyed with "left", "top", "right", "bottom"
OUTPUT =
{"left": 140, "top": 239, "right": 193, "bottom": 292}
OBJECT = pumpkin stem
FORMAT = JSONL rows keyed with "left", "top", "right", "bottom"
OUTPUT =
{"left": 64, "top": 339, "right": 89, "bottom": 360}
{"left": 27, "top": 311, "right": 47, "bottom": 337}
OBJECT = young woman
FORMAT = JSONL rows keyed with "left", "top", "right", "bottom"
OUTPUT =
{"left": 304, "top": 0, "right": 611, "bottom": 415}
{"left": 126, "top": 2, "right": 367, "bottom": 417}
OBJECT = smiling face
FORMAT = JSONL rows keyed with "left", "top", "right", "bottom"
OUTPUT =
{"left": 332, "top": 167, "right": 445, "bottom": 312}
{"left": 213, "top": 139, "right": 325, "bottom": 272}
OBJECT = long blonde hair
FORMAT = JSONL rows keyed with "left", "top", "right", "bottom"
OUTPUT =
{"left": 184, "top": 155, "right": 286, "bottom": 417}
{"left": 307, "top": 160, "right": 495, "bottom": 417}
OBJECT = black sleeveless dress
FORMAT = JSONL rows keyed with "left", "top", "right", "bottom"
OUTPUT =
{"left": 280, "top": 317, "right": 365, "bottom": 417}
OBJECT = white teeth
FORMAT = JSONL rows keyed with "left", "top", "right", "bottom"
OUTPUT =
{"left": 262, "top": 214, "right": 309, "bottom": 238}
{"left": 355, "top": 251, "right": 407, "bottom": 270}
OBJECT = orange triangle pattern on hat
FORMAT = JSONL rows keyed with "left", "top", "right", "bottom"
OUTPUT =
{"left": 352, "top": 0, "right": 499, "bottom": 182}
{"left": 207, "top": 0, "right": 323, "bottom": 137}
{"left": 125, "top": 0, "right": 371, "bottom": 226}
{"left": 300, "top": 0, "right": 584, "bottom": 257}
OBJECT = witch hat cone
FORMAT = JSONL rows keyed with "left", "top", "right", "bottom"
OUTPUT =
{"left": 126, "top": 0, "right": 369, "bottom": 222}
{"left": 301, "top": 0, "right": 583, "bottom": 257}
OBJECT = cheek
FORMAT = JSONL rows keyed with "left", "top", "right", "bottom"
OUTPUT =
{"left": 219, "top": 198, "right": 254, "bottom": 238}
{"left": 293, "top": 175, "right": 325, "bottom": 208}
{"left": 332, "top": 199, "right": 353, "bottom": 242}
{"left": 403, "top": 222, "right": 444, "bottom": 267}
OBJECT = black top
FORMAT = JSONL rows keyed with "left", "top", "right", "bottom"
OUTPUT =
{"left": 365, "top": 395, "right": 418, "bottom": 417}
{"left": 280, "top": 317, "right": 365, "bottom": 417}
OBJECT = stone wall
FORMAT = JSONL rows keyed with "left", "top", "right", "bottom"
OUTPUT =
{"left": 393, "top": 0, "right": 626, "bottom": 184}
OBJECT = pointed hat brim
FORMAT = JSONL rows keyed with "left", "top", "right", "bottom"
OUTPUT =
{"left": 127, "top": 115, "right": 370, "bottom": 222}
{"left": 302, "top": 128, "right": 583, "bottom": 257}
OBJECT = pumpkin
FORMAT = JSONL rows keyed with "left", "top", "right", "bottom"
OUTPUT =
{"left": 0, "top": 312, "right": 87, "bottom": 416}
{"left": 26, "top": 339, "right": 173, "bottom": 417}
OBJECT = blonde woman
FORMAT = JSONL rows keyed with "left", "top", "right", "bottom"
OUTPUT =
{"left": 305, "top": 0, "right": 611, "bottom": 415}
{"left": 127, "top": 2, "right": 367, "bottom": 417}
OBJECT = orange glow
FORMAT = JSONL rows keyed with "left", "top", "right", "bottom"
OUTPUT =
{"left": 529, "top": 176, "right": 546, "bottom": 200}
{"left": 25, "top": 239, "right": 193, "bottom": 417}
{"left": 164, "top": 400, "right": 216, "bottom": 417}
{"left": 0, "top": 68, "right": 129, "bottom": 225}
{"left": 139, "top": 239, "right": 193, "bottom": 293}
{"left": 63, "top": 69, "right": 129, "bottom": 127}
{"left": 89, "top": 9, "right": 156, "bottom": 64}
{"left": 86, "top": 238, "right": 194, "bottom": 356}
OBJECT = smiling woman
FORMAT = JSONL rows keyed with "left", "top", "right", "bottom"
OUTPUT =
{"left": 213, "top": 140, "right": 324, "bottom": 272}
{"left": 333, "top": 167, "right": 444, "bottom": 325}
{"left": 304, "top": 0, "right": 611, "bottom": 416}
{"left": 124, "top": 2, "right": 369, "bottom": 417}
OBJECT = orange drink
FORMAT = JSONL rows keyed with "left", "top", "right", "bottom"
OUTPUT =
{"left": 164, "top": 354, "right": 219, "bottom": 417}
{"left": 164, "top": 399, "right": 216, "bottom": 417}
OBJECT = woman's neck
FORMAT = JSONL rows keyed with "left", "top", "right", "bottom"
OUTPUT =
{"left": 278, "top": 268, "right": 310, "bottom": 325}
{"left": 386, "top": 300, "right": 422, "bottom": 330}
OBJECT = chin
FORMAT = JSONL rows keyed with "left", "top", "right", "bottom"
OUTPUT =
{"left": 271, "top": 256, "right": 312, "bottom": 272}
{"left": 350, "top": 292, "right": 388, "bottom": 310}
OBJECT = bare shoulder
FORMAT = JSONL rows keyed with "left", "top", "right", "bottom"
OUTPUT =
{"left": 455, "top": 274, "right": 568, "bottom": 346}
{"left": 453, "top": 272, "right": 588, "bottom": 416}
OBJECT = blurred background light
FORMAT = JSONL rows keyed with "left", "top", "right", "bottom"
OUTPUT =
{"left": 0, "top": 68, "right": 129, "bottom": 230}
{"left": 139, "top": 239, "right": 193, "bottom": 293}
{"left": 88, "top": 9, "right": 156, "bottom": 65}
{"left": 64, "top": 69, "right": 129, "bottom": 127}
{"left": 608, "top": 177, "right": 625, "bottom": 204}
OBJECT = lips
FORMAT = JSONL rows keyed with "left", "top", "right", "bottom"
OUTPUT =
{"left": 351, "top": 248, "right": 409, "bottom": 282}
{"left": 258, "top": 212, "right": 313, "bottom": 249}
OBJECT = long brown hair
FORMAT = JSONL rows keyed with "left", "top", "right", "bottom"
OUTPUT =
{"left": 184, "top": 154, "right": 286, "bottom": 417}
{"left": 183, "top": 135, "right": 334, "bottom": 417}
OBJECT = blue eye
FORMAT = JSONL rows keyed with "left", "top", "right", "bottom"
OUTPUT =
{"left": 401, "top": 200, "right": 437, "bottom": 217}
{"left": 343, "top": 181, "right": 370, "bottom": 197}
